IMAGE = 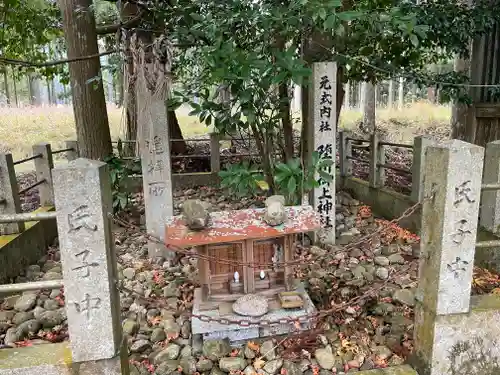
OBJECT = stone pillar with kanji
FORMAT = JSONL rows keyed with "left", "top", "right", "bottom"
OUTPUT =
{"left": 308, "top": 62, "right": 337, "bottom": 244}
{"left": 53, "top": 158, "right": 128, "bottom": 373}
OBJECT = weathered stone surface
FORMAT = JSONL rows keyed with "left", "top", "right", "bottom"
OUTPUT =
{"left": 202, "top": 339, "right": 231, "bottom": 360}
{"left": 393, "top": 289, "right": 415, "bottom": 307}
{"left": 375, "top": 267, "right": 389, "bottom": 280}
{"left": 311, "top": 62, "right": 337, "bottom": 244}
{"left": 130, "top": 339, "right": 151, "bottom": 353}
{"left": 53, "top": 159, "right": 122, "bottom": 362}
{"left": 12, "top": 311, "right": 34, "bottom": 325}
{"left": 179, "top": 356, "right": 197, "bottom": 375}
{"left": 196, "top": 358, "right": 214, "bottom": 372}
{"left": 260, "top": 340, "right": 276, "bottom": 360}
{"left": 232, "top": 294, "right": 269, "bottom": 317}
{"left": 356, "top": 365, "right": 418, "bottom": 374}
{"left": 263, "top": 195, "right": 286, "bottom": 226}
{"left": 374, "top": 256, "right": 390, "bottom": 266}
{"left": 122, "top": 319, "right": 140, "bottom": 336}
{"left": 219, "top": 357, "right": 246, "bottom": 372}
{"left": 14, "top": 294, "right": 37, "bottom": 312}
{"left": 151, "top": 327, "right": 167, "bottom": 343}
{"left": 155, "top": 360, "right": 180, "bottom": 375}
{"left": 38, "top": 309, "right": 66, "bottom": 328}
{"left": 154, "top": 344, "right": 181, "bottom": 363}
{"left": 314, "top": 348, "right": 335, "bottom": 370}
{"left": 416, "top": 140, "right": 483, "bottom": 316}
{"left": 263, "top": 359, "right": 283, "bottom": 374}
{"left": 282, "top": 360, "right": 302, "bottom": 375}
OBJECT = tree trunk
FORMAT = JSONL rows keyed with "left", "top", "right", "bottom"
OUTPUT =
{"left": 3, "top": 69, "right": 11, "bottom": 105}
{"left": 168, "top": 110, "right": 187, "bottom": 154}
{"left": 58, "top": 0, "right": 112, "bottom": 160}
{"left": 451, "top": 55, "right": 470, "bottom": 140}
{"left": 279, "top": 82, "right": 294, "bottom": 161}
{"left": 28, "top": 74, "right": 42, "bottom": 106}
{"left": 12, "top": 68, "right": 18, "bottom": 107}
{"left": 46, "top": 79, "right": 53, "bottom": 105}
{"left": 388, "top": 80, "right": 394, "bottom": 109}
{"left": 362, "top": 82, "right": 376, "bottom": 133}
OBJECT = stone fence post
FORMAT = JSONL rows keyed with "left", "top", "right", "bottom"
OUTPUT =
{"left": 65, "top": 140, "right": 79, "bottom": 161}
{"left": 0, "top": 153, "right": 24, "bottom": 234}
{"left": 33, "top": 143, "right": 54, "bottom": 206}
{"left": 338, "top": 131, "right": 352, "bottom": 177}
{"left": 412, "top": 140, "right": 483, "bottom": 375}
{"left": 480, "top": 140, "right": 500, "bottom": 233}
{"left": 210, "top": 132, "right": 221, "bottom": 174}
{"left": 53, "top": 158, "right": 128, "bottom": 373}
{"left": 369, "top": 133, "right": 385, "bottom": 188}
{"left": 411, "top": 136, "right": 436, "bottom": 202}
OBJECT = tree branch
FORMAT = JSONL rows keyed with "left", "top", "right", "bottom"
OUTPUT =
{"left": 0, "top": 50, "right": 118, "bottom": 68}
{"left": 96, "top": 10, "right": 146, "bottom": 35}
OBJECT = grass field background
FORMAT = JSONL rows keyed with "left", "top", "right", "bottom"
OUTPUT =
{"left": 0, "top": 102, "right": 451, "bottom": 170}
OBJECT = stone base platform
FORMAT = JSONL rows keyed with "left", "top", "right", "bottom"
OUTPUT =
{"left": 0, "top": 342, "right": 129, "bottom": 375}
{"left": 191, "top": 282, "right": 317, "bottom": 345}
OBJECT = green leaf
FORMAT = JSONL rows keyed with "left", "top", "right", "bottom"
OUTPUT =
{"left": 319, "top": 171, "right": 334, "bottom": 183}
{"left": 318, "top": 8, "right": 327, "bottom": 20}
{"left": 410, "top": 34, "right": 419, "bottom": 47}
{"left": 324, "top": 14, "right": 337, "bottom": 30}
{"left": 337, "top": 11, "right": 364, "bottom": 22}
{"left": 287, "top": 177, "right": 297, "bottom": 194}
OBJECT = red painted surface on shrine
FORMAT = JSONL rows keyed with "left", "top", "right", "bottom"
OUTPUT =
{"left": 165, "top": 205, "right": 321, "bottom": 247}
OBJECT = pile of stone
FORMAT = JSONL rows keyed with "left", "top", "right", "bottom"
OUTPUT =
{"left": 1, "top": 186, "right": 419, "bottom": 374}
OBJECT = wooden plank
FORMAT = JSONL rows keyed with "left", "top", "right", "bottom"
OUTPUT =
{"left": 475, "top": 104, "right": 500, "bottom": 118}
{"left": 165, "top": 205, "right": 320, "bottom": 247}
{"left": 245, "top": 239, "right": 255, "bottom": 294}
{"left": 284, "top": 234, "right": 293, "bottom": 291}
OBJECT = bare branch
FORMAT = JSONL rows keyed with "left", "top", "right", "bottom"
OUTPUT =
{"left": 0, "top": 50, "right": 118, "bottom": 68}
{"left": 96, "top": 10, "right": 146, "bottom": 35}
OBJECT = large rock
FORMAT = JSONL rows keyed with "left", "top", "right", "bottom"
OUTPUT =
{"left": 155, "top": 360, "right": 180, "bottom": 375}
{"left": 263, "top": 359, "right": 283, "bottom": 375}
{"left": 130, "top": 339, "right": 151, "bottom": 353}
{"left": 0, "top": 311, "right": 15, "bottom": 322}
{"left": 12, "top": 311, "right": 34, "bottom": 325}
{"left": 154, "top": 344, "right": 181, "bottom": 363}
{"left": 282, "top": 360, "right": 303, "bottom": 375}
{"left": 196, "top": 358, "right": 214, "bottom": 372}
{"left": 203, "top": 339, "right": 231, "bottom": 360}
{"left": 123, "top": 319, "right": 140, "bottom": 335}
{"left": 314, "top": 348, "right": 335, "bottom": 370}
{"left": 179, "top": 356, "right": 197, "bottom": 375}
{"left": 375, "top": 267, "right": 389, "bottom": 280}
{"left": 393, "top": 289, "right": 416, "bottom": 307}
{"left": 374, "top": 256, "right": 390, "bottom": 266}
{"left": 151, "top": 327, "right": 167, "bottom": 343}
{"left": 162, "top": 318, "right": 181, "bottom": 337}
{"left": 14, "top": 294, "right": 37, "bottom": 312}
{"left": 260, "top": 340, "right": 276, "bottom": 360}
{"left": 38, "top": 308, "right": 66, "bottom": 328}
{"left": 16, "top": 319, "right": 41, "bottom": 339}
{"left": 263, "top": 195, "right": 286, "bottom": 226}
{"left": 219, "top": 357, "right": 246, "bottom": 372}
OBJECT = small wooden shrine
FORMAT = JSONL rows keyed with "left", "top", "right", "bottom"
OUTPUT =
{"left": 165, "top": 205, "right": 320, "bottom": 303}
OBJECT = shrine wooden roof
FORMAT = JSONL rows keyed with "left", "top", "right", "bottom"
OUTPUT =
{"left": 164, "top": 205, "right": 321, "bottom": 247}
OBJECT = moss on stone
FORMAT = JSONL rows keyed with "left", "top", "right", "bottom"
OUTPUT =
{"left": 470, "top": 294, "right": 500, "bottom": 312}
{"left": 0, "top": 206, "right": 54, "bottom": 247}
{"left": 0, "top": 342, "right": 72, "bottom": 369}
{"left": 357, "top": 365, "right": 419, "bottom": 375}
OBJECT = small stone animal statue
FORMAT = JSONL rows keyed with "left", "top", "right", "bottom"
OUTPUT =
{"left": 182, "top": 199, "right": 211, "bottom": 231}
{"left": 263, "top": 195, "right": 286, "bottom": 226}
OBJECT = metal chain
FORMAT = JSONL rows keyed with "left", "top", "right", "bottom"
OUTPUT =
{"left": 110, "top": 198, "right": 424, "bottom": 269}
{"left": 117, "top": 267, "right": 409, "bottom": 328}
{"left": 112, "top": 197, "right": 429, "bottom": 328}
